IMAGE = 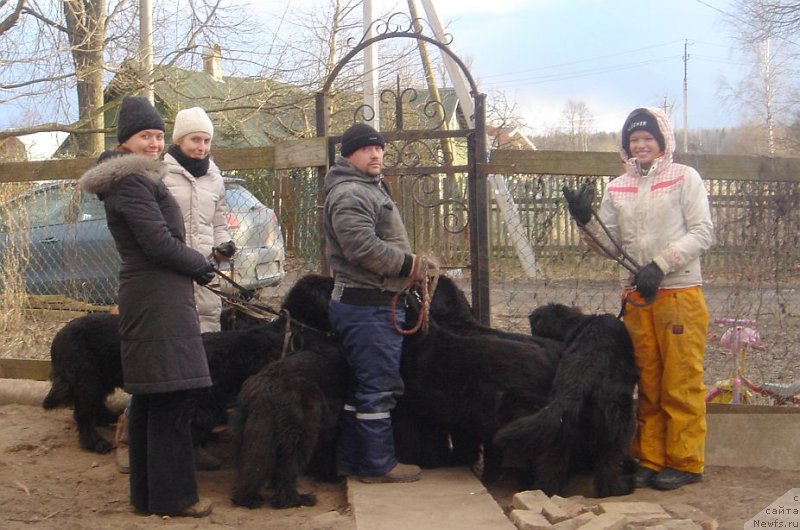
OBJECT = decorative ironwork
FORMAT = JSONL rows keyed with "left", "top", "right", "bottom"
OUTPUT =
{"left": 355, "top": 13, "right": 454, "bottom": 48}
{"left": 316, "top": 11, "right": 491, "bottom": 324}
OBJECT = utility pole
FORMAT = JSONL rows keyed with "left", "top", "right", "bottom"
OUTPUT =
{"left": 363, "top": 0, "right": 379, "bottom": 128}
{"left": 682, "top": 39, "right": 690, "bottom": 153}
{"left": 140, "top": 0, "right": 153, "bottom": 103}
{"left": 420, "top": 0, "right": 536, "bottom": 280}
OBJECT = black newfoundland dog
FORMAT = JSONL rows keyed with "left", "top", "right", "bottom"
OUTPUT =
{"left": 42, "top": 274, "right": 335, "bottom": 454}
{"left": 230, "top": 341, "right": 347, "bottom": 509}
{"left": 494, "top": 303, "right": 638, "bottom": 497}
{"left": 394, "top": 279, "right": 563, "bottom": 482}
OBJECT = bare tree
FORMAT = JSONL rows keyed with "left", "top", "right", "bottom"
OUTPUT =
{"left": 486, "top": 89, "right": 533, "bottom": 149}
{"left": 0, "top": 0, "right": 25, "bottom": 37}
{"left": 733, "top": 0, "right": 800, "bottom": 41}
{"left": 560, "top": 100, "right": 594, "bottom": 151}
{"left": 723, "top": 1, "right": 800, "bottom": 154}
{"left": 718, "top": 37, "right": 797, "bottom": 154}
{"left": 0, "top": 0, "right": 258, "bottom": 155}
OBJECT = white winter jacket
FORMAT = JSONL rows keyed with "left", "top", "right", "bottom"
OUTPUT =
{"left": 581, "top": 107, "right": 714, "bottom": 290}
{"left": 163, "top": 153, "right": 231, "bottom": 331}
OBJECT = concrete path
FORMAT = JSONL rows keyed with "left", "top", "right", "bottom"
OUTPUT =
{"left": 346, "top": 467, "right": 514, "bottom": 530}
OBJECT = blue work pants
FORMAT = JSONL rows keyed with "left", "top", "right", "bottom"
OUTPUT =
{"left": 329, "top": 300, "right": 405, "bottom": 477}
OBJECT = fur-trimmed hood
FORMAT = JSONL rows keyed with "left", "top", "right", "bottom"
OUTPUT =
{"left": 78, "top": 153, "right": 167, "bottom": 197}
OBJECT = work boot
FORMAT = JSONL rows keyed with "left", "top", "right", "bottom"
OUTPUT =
{"left": 651, "top": 468, "right": 702, "bottom": 490}
{"left": 359, "top": 463, "right": 421, "bottom": 484}
{"left": 156, "top": 498, "right": 214, "bottom": 518}
{"left": 114, "top": 444, "right": 130, "bottom": 474}
{"left": 633, "top": 466, "right": 657, "bottom": 488}
{"left": 194, "top": 446, "right": 222, "bottom": 471}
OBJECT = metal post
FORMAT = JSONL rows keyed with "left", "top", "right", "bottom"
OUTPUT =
{"left": 363, "top": 0, "right": 380, "bottom": 128}
{"left": 316, "top": 91, "right": 331, "bottom": 275}
{"left": 139, "top": 0, "right": 153, "bottom": 103}
{"left": 469, "top": 93, "right": 491, "bottom": 326}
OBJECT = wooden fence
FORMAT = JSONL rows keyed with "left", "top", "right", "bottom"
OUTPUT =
{"left": 2, "top": 141, "right": 800, "bottom": 278}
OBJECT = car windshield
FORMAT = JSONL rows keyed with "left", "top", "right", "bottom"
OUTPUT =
{"left": 225, "top": 183, "right": 263, "bottom": 211}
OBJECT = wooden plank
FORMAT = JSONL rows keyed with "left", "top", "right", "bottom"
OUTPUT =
{"left": 274, "top": 137, "right": 327, "bottom": 169}
{"left": 488, "top": 150, "right": 621, "bottom": 177}
{"left": 213, "top": 146, "right": 275, "bottom": 171}
{"left": 0, "top": 358, "right": 51, "bottom": 381}
{"left": 0, "top": 158, "right": 93, "bottom": 183}
{"left": 488, "top": 149, "right": 800, "bottom": 182}
{"left": 4, "top": 147, "right": 800, "bottom": 183}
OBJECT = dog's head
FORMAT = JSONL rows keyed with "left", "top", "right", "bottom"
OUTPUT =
{"left": 429, "top": 276, "right": 475, "bottom": 324}
{"left": 528, "top": 303, "right": 585, "bottom": 341}
{"left": 281, "top": 274, "right": 334, "bottom": 332}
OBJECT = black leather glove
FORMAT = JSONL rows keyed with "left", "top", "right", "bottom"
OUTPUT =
{"left": 213, "top": 240, "right": 237, "bottom": 260}
{"left": 634, "top": 261, "right": 664, "bottom": 302}
{"left": 561, "top": 184, "right": 595, "bottom": 225}
{"left": 194, "top": 259, "right": 216, "bottom": 286}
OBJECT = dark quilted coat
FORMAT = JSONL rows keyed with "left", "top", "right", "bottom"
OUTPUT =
{"left": 79, "top": 153, "right": 213, "bottom": 394}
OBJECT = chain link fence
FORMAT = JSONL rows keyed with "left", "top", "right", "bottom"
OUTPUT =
{"left": 1, "top": 157, "right": 799, "bottom": 390}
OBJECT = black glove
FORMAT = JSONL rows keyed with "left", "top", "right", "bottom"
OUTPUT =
{"left": 634, "top": 261, "right": 664, "bottom": 302}
{"left": 194, "top": 259, "right": 216, "bottom": 286}
{"left": 213, "top": 240, "right": 237, "bottom": 260}
{"left": 561, "top": 184, "right": 595, "bottom": 225}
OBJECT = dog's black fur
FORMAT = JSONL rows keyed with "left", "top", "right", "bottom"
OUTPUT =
{"left": 527, "top": 302, "right": 586, "bottom": 341}
{"left": 494, "top": 303, "right": 638, "bottom": 497}
{"left": 394, "top": 277, "right": 564, "bottom": 476}
{"left": 396, "top": 285, "right": 561, "bottom": 481}
{"left": 430, "top": 276, "right": 564, "bottom": 349}
{"left": 43, "top": 312, "right": 125, "bottom": 453}
{"left": 42, "top": 274, "right": 335, "bottom": 454}
{"left": 230, "top": 342, "right": 347, "bottom": 509}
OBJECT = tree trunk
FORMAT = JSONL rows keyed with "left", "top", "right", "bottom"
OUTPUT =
{"left": 64, "top": 0, "right": 106, "bottom": 157}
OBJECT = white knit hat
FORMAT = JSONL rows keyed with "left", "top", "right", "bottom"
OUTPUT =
{"left": 172, "top": 107, "right": 214, "bottom": 142}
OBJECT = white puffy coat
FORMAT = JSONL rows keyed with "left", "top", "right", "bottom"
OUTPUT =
{"left": 163, "top": 153, "right": 231, "bottom": 332}
{"left": 582, "top": 107, "right": 714, "bottom": 290}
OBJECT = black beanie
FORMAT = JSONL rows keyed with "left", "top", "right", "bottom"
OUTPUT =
{"left": 622, "top": 108, "right": 665, "bottom": 156}
{"left": 116, "top": 96, "right": 165, "bottom": 145}
{"left": 340, "top": 122, "right": 385, "bottom": 157}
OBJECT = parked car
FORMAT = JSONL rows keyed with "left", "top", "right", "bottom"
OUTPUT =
{"left": 0, "top": 177, "right": 285, "bottom": 304}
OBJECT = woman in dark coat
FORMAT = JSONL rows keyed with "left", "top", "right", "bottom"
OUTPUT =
{"left": 78, "top": 96, "right": 215, "bottom": 517}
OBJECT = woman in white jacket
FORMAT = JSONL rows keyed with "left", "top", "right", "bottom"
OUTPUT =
{"left": 563, "top": 107, "right": 713, "bottom": 492}
{"left": 163, "top": 107, "right": 235, "bottom": 333}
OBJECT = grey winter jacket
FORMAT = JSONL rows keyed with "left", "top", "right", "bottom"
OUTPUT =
{"left": 323, "top": 155, "right": 411, "bottom": 293}
{"left": 79, "top": 154, "right": 212, "bottom": 394}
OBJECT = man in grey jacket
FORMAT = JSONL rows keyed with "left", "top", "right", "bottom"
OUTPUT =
{"left": 323, "top": 122, "right": 429, "bottom": 483}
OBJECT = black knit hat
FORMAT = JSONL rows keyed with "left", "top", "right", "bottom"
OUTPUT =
{"left": 340, "top": 122, "right": 385, "bottom": 157}
{"left": 116, "top": 96, "right": 165, "bottom": 145}
{"left": 622, "top": 108, "right": 665, "bottom": 156}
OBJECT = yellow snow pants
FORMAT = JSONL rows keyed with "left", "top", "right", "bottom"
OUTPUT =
{"left": 623, "top": 286, "right": 709, "bottom": 474}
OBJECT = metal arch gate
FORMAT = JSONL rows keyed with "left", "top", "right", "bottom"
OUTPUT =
{"left": 314, "top": 27, "right": 491, "bottom": 325}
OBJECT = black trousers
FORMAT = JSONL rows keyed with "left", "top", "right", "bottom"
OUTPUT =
{"left": 128, "top": 390, "right": 198, "bottom": 515}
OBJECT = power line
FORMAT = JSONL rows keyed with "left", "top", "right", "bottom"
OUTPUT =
{"left": 481, "top": 56, "right": 681, "bottom": 90}
{"left": 479, "top": 40, "right": 684, "bottom": 80}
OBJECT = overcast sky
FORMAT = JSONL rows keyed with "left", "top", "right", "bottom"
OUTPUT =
{"left": 4, "top": 0, "right": 755, "bottom": 157}
{"left": 256, "top": 0, "right": 747, "bottom": 133}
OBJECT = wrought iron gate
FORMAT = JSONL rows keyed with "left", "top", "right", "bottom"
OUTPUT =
{"left": 315, "top": 20, "right": 491, "bottom": 324}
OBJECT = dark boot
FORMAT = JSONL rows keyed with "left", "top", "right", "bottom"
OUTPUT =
{"left": 651, "top": 468, "right": 702, "bottom": 490}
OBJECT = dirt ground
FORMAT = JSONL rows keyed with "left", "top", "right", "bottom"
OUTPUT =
{"left": 0, "top": 403, "right": 354, "bottom": 530}
{"left": 0, "top": 402, "right": 797, "bottom": 530}
{"left": 0, "top": 272, "right": 798, "bottom": 529}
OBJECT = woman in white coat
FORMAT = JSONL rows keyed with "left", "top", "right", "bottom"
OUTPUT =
{"left": 163, "top": 107, "right": 236, "bottom": 332}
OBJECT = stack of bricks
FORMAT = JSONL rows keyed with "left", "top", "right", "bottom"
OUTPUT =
{"left": 508, "top": 490, "right": 719, "bottom": 530}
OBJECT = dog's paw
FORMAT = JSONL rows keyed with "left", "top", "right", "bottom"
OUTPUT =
{"left": 80, "top": 434, "right": 113, "bottom": 454}
{"left": 231, "top": 491, "right": 264, "bottom": 509}
{"left": 270, "top": 492, "right": 317, "bottom": 509}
